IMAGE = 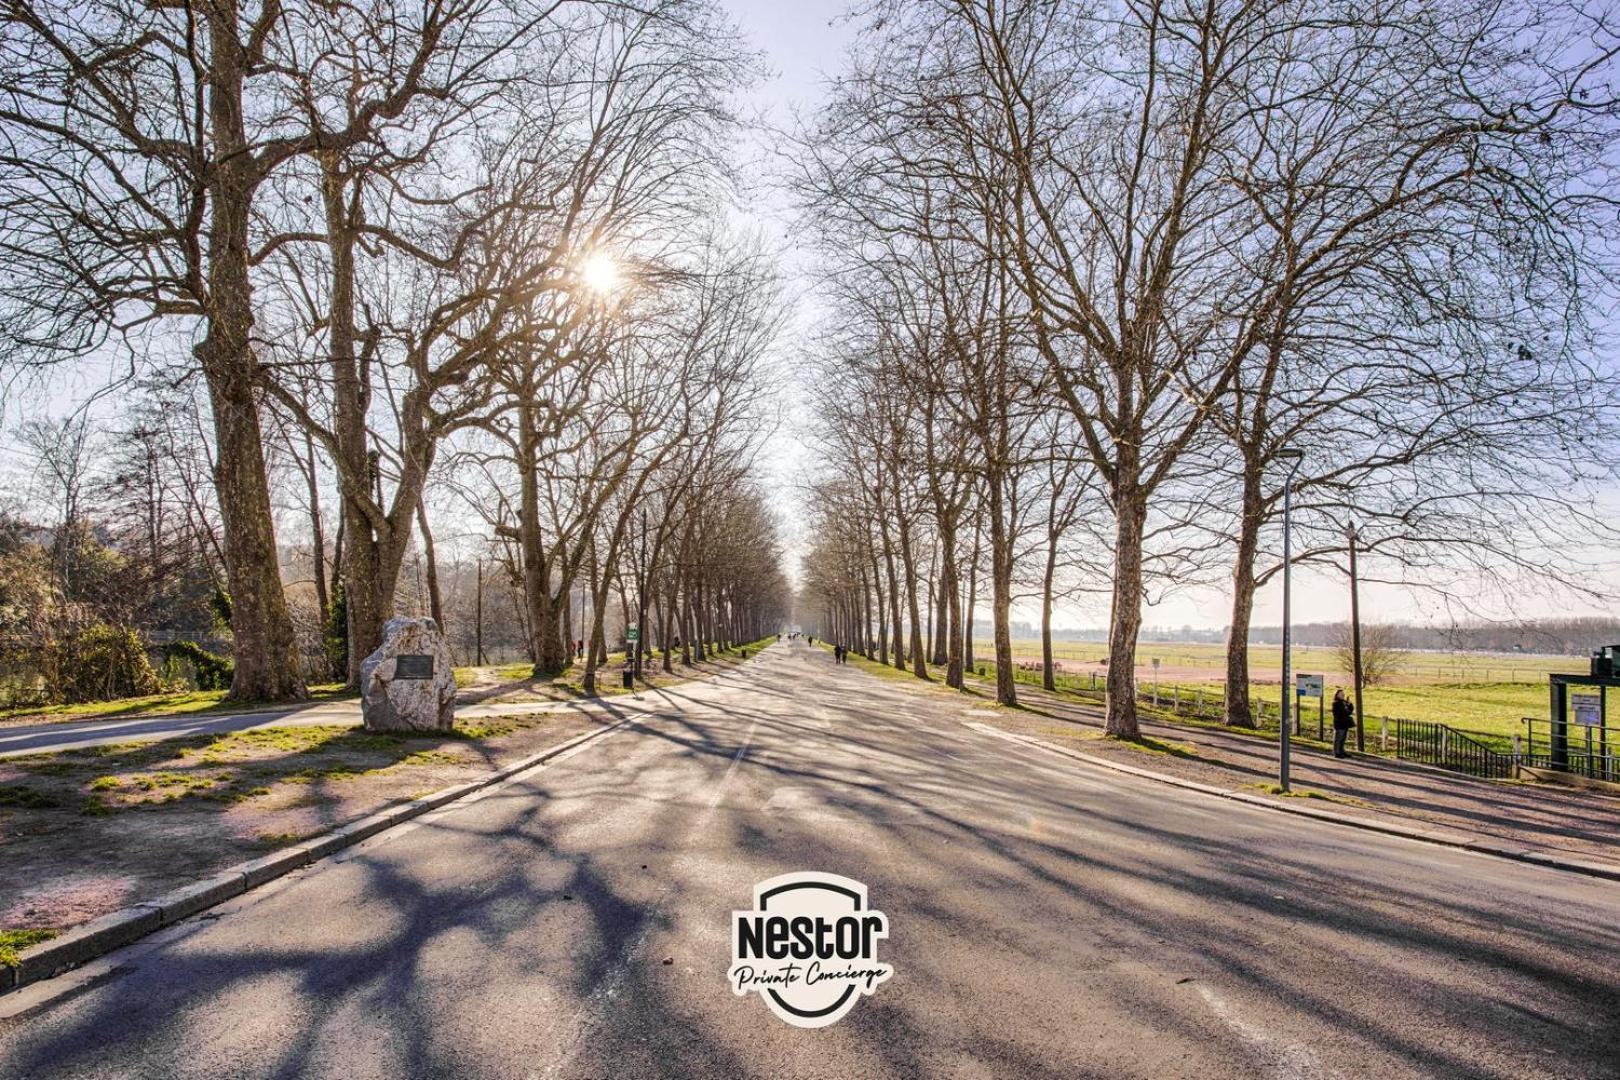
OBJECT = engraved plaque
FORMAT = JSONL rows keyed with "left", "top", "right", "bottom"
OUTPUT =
{"left": 394, "top": 654, "right": 434, "bottom": 680}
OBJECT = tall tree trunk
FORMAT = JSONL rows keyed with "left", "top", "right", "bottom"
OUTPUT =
{"left": 859, "top": 565, "right": 874, "bottom": 658}
{"left": 1041, "top": 525, "right": 1059, "bottom": 692}
{"left": 197, "top": 9, "right": 303, "bottom": 701}
{"left": 945, "top": 555, "right": 963, "bottom": 689}
{"left": 517, "top": 410, "right": 567, "bottom": 676}
{"left": 584, "top": 589, "right": 608, "bottom": 695}
{"left": 896, "top": 511, "right": 928, "bottom": 679}
{"left": 871, "top": 551, "right": 889, "bottom": 666}
{"left": 303, "top": 432, "right": 329, "bottom": 620}
{"left": 318, "top": 152, "right": 399, "bottom": 688}
{"left": 658, "top": 584, "right": 675, "bottom": 673}
{"left": 882, "top": 540, "right": 905, "bottom": 671}
{"left": 931, "top": 545, "right": 949, "bottom": 666}
{"left": 1224, "top": 460, "right": 1264, "bottom": 727}
{"left": 680, "top": 574, "right": 694, "bottom": 665}
{"left": 1106, "top": 478, "right": 1147, "bottom": 738}
{"left": 416, "top": 500, "right": 444, "bottom": 630}
{"left": 938, "top": 519, "right": 962, "bottom": 688}
{"left": 582, "top": 541, "right": 604, "bottom": 694}
{"left": 964, "top": 532, "right": 977, "bottom": 673}
{"left": 987, "top": 472, "right": 1016, "bottom": 706}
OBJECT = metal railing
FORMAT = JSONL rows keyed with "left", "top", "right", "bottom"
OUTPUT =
{"left": 1519, "top": 718, "right": 1617, "bottom": 782}
{"left": 1389, "top": 717, "right": 1517, "bottom": 779}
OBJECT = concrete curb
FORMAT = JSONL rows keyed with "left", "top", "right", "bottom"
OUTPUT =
{"left": 965, "top": 722, "right": 1620, "bottom": 885}
{"left": 2, "top": 717, "right": 632, "bottom": 996}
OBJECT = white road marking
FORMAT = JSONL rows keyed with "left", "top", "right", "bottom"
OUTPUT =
{"left": 1196, "top": 984, "right": 1325, "bottom": 1079}
{"left": 706, "top": 717, "right": 759, "bottom": 811}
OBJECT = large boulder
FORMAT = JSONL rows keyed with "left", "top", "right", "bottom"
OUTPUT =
{"left": 360, "top": 617, "right": 457, "bottom": 732}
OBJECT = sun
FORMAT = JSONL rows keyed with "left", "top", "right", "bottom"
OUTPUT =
{"left": 580, "top": 253, "right": 620, "bottom": 295}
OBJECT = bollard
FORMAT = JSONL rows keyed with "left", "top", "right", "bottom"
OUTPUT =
{"left": 1381, "top": 716, "right": 1389, "bottom": 751}
{"left": 1196, "top": 687, "right": 1204, "bottom": 711}
{"left": 1174, "top": 687, "right": 1181, "bottom": 711}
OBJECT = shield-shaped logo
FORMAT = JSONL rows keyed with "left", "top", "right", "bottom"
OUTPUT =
{"left": 728, "top": 872, "right": 893, "bottom": 1028}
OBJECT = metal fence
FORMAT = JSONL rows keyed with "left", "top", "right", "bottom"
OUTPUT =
{"left": 1517, "top": 718, "right": 1618, "bottom": 783}
{"left": 1387, "top": 717, "right": 1517, "bottom": 779}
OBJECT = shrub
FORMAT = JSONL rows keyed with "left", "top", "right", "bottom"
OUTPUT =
{"left": 163, "top": 639, "right": 234, "bottom": 691}
{"left": 323, "top": 583, "right": 349, "bottom": 680}
{"left": 209, "top": 586, "right": 233, "bottom": 633}
{"left": 39, "top": 623, "right": 162, "bottom": 703}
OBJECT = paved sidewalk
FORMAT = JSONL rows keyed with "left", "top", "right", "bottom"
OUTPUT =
{"left": 972, "top": 679, "right": 1620, "bottom": 872}
{"left": 0, "top": 696, "right": 605, "bottom": 759}
{"left": 0, "top": 661, "right": 759, "bottom": 759}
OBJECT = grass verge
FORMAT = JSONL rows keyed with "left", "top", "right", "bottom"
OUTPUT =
{"left": 0, "top": 928, "right": 60, "bottom": 968}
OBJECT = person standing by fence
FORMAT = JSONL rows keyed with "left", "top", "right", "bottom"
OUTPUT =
{"left": 1332, "top": 689, "right": 1356, "bottom": 758}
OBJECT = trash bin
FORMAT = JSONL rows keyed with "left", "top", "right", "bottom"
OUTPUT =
{"left": 622, "top": 669, "right": 634, "bottom": 690}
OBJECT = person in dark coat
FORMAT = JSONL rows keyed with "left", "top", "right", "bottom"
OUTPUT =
{"left": 1331, "top": 689, "right": 1355, "bottom": 758}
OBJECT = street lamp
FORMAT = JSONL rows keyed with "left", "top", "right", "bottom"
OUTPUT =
{"left": 1276, "top": 448, "right": 1305, "bottom": 792}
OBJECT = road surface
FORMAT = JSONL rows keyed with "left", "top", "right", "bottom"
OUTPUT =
{"left": 2, "top": 640, "right": 1617, "bottom": 1078}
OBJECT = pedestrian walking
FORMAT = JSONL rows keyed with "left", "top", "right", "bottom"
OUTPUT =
{"left": 1331, "top": 689, "right": 1355, "bottom": 758}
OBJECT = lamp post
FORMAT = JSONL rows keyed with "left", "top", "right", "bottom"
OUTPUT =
{"left": 1277, "top": 449, "right": 1304, "bottom": 792}
{"left": 1348, "top": 522, "right": 1365, "bottom": 753}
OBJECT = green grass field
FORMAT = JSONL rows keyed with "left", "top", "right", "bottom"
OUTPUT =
{"left": 967, "top": 639, "right": 1599, "bottom": 754}
{"left": 987, "top": 639, "right": 1584, "bottom": 685}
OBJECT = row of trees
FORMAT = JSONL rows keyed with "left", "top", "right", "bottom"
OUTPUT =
{"left": 0, "top": 0, "right": 789, "bottom": 701}
{"left": 794, "top": 0, "right": 1620, "bottom": 737}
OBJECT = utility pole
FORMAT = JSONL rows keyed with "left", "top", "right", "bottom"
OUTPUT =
{"left": 1348, "top": 523, "right": 1365, "bottom": 753}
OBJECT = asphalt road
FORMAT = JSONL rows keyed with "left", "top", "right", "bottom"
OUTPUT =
{"left": 2, "top": 640, "right": 1617, "bottom": 1078}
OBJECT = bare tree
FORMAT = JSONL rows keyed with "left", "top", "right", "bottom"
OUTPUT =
{"left": 0, "top": 0, "right": 574, "bottom": 698}
{"left": 1331, "top": 622, "right": 1406, "bottom": 687}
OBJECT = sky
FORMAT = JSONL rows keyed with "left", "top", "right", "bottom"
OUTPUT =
{"left": 5, "top": 0, "right": 1615, "bottom": 638}
{"left": 718, "top": 0, "right": 1620, "bottom": 634}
